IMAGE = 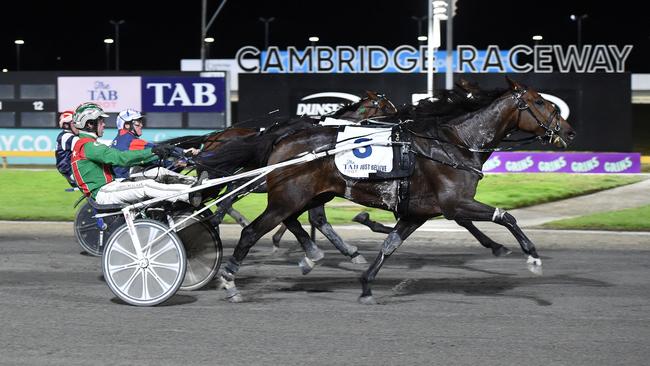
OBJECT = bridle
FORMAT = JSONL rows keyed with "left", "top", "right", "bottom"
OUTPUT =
{"left": 356, "top": 94, "right": 397, "bottom": 119}
{"left": 512, "top": 89, "right": 563, "bottom": 145}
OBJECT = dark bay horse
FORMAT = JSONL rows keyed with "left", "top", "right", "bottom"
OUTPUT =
{"left": 215, "top": 77, "right": 576, "bottom": 303}
{"left": 193, "top": 92, "right": 400, "bottom": 271}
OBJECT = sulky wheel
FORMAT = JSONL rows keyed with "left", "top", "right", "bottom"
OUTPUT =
{"left": 102, "top": 219, "right": 186, "bottom": 306}
{"left": 74, "top": 202, "right": 124, "bottom": 257}
{"left": 172, "top": 212, "right": 222, "bottom": 291}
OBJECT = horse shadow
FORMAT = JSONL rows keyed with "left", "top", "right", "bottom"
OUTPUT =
{"left": 234, "top": 250, "right": 611, "bottom": 306}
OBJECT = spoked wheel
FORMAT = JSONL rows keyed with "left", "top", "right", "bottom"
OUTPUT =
{"left": 102, "top": 219, "right": 186, "bottom": 306}
{"left": 74, "top": 202, "right": 124, "bottom": 257}
{"left": 172, "top": 211, "right": 222, "bottom": 291}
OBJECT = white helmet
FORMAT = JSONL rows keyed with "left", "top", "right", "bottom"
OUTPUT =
{"left": 72, "top": 102, "right": 109, "bottom": 130}
{"left": 58, "top": 110, "right": 74, "bottom": 128}
{"left": 116, "top": 109, "right": 143, "bottom": 129}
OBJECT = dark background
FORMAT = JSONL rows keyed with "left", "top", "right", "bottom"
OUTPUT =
{"left": 0, "top": 0, "right": 647, "bottom": 72}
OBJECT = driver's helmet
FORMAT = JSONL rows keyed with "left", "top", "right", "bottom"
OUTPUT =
{"left": 116, "top": 109, "right": 143, "bottom": 130}
{"left": 72, "top": 102, "right": 109, "bottom": 129}
{"left": 58, "top": 110, "right": 74, "bottom": 128}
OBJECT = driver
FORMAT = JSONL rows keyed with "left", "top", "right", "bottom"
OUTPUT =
{"left": 70, "top": 102, "right": 201, "bottom": 206}
{"left": 111, "top": 108, "right": 197, "bottom": 183}
{"left": 55, "top": 110, "right": 79, "bottom": 187}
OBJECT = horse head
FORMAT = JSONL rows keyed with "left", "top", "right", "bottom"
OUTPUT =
{"left": 506, "top": 77, "right": 576, "bottom": 148}
{"left": 334, "top": 91, "right": 397, "bottom": 121}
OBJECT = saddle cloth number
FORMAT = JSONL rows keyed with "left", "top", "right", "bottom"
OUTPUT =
{"left": 334, "top": 127, "right": 393, "bottom": 178}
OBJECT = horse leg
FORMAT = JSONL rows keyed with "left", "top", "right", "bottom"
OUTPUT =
{"left": 352, "top": 211, "right": 393, "bottom": 234}
{"left": 227, "top": 207, "right": 250, "bottom": 227}
{"left": 455, "top": 219, "right": 512, "bottom": 257}
{"left": 282, "top": 217, "right": 326, "bottom": 275}
{"left": 441, "top": 199, "right": 542, "bottom": 273}
{"left": 217, "top": 206, "right": 289, "bottom": 303}
{"left": 308, "top": 206, "right": 367, "bottom": 264}
{"left": 271, "top": 224, "right": 288, "bottom": 252}
{"left": 359, "top": 218, "right": 426, "bottom": 305}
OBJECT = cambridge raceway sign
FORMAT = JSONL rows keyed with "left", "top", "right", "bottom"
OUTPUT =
{"left": 236, "top": 45, "right": 633, "bottom": 73}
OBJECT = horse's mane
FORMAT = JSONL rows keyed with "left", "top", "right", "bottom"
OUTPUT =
{"left": 401, "top": 87, "right": 508, "bottom": 134}
{"left": 329, "top": 100, "right": 365, "bottom": 119}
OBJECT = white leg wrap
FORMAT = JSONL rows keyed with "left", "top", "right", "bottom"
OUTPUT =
{"left": 492, "top": 208, "right": 505, "bottom": 222}
{"left": 299, "top": 256, "right": 316, "bottom": 275}
{"left": 526, "top": 255, "right": 542, "bottom": 266}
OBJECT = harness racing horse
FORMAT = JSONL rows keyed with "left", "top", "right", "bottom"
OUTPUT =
{"left": 193, "top": 92, "right": 399, "bottom": 271}
{"left": 215, "top": 77, "right": 576, "bottom": 303}
{"left": 353, "top": 79, "right": 520, "bottom": 256}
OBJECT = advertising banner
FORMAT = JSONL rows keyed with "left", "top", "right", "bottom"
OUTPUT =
{"left": 482, "top": 152, "right": 641, "bottom": 173}
{"left": 57, "top": 77, "right": 142, "bottom": 112}
{"left": 142, "top": 76, "right": 226, "bottom": 113}
{"left": 0, "top": 128, "right": 213, "bottom": 164}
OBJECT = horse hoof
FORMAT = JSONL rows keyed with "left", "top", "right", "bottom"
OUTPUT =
{"left": 352, "top": 212, "right": 370, "bottom": 224}
{"left": 492, "top": 246, "right": 512, "bottom": 257}
{"left": 358, "top": 296, "right": 377, "bottom": 305}
{"left": 299, "top": 256, "right": 316, "bottom": 275}
{"left": 527, "top": 264, "right": 543, "bottom": 276}
{"left": 351, "top": 254, "right": 367, "bottom": 264}
{"left": 526, "top": 255, "right": 542, "bottom": 266}
{"left": 308, "top": 247, "right": 325, "bottom": 262}
{"left": 228, "top": 293, "right": 244, "bottom": 303}
{"left": 270, "top": 245, "right": 281, "bottom": 255}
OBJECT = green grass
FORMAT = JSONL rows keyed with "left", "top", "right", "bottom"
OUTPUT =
{"left": 474, "top": 173, "right": 643, "bottom": 209}
{"left": 542, "top": 205, "right": 650, "bottom": 231}
{"left": 1, "top": 169, "right": 643, "bottom": 225}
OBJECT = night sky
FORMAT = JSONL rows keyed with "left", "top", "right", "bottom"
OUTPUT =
{"left": 1, "top": 0, "right": 648, "bottom": 72}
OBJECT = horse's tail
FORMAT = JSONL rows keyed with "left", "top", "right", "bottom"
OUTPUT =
{"left": 195, "top": 136, "right": 274, "bottom": 178}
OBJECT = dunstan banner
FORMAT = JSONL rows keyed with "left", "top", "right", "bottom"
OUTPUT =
{"left": 482, "top": 152, "right": 641, "bottom": 173}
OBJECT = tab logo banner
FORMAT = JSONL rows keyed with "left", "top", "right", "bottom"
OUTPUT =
{"left": 57, "top": 76, "right": 141, "bottom": 112}
{"left": 142, "top": 77, "right": 226, "bottom": 112}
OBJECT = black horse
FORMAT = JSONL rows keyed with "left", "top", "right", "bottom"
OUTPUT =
{"left": 215, "top": 77, "right": 576, "bottom": 303}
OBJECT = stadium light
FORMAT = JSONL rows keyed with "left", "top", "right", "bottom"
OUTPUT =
{"left": 204, "top": 37, "right": 215, "bottom": 60}
{"left": 570, "top": 14, "right": 588, "bottom": 48}
{"left": 103, "top": 38, "right": 114, "bottom": 70}
{"left": 411, "top": 15, "right": 428, "bottom": 44}
{"left": 2, "top": 69, "right": 8, "bottom": 73}
{"left": 418, "top": 35, "right": 428, "bottom": 41}
{"left": 14, "top": 39, "right": 24, "bottom": 71}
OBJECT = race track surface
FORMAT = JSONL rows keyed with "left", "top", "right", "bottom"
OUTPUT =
{"left": 1, "top": 222, "right": 649, "bottom": 366}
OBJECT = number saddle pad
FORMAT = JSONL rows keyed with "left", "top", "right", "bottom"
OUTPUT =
{"left": 335, "top": 126, "right": 412, "bottom": 179}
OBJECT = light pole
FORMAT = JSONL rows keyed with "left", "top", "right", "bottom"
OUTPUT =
{"left": 532, "top": 34, "right": 543, "bottom": 46}
{"left": 204, "top": 37, "right": 214, "bottom": 60}
{"left": 570, "top": 14, "right": 588, "bottom": 49}
{"left": 109, "top": 20, "right": 125, "bottom": 71}
{"left": 103, "top": 38, "right": 114, "bottom": 70}
{"left": 309, "top": 36, "right": 319, "bottom": 71}
{"left": 411, "top": 15, "right": 427, "bottom": 45}
{"left": 428, "top": 1, "right": 449, "bottom": 96}
{"left": 259, "top": 17, "right": 275, "bottom": 50}
{"left": 14, "top": 39, "right": 24, "bottom": 71}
